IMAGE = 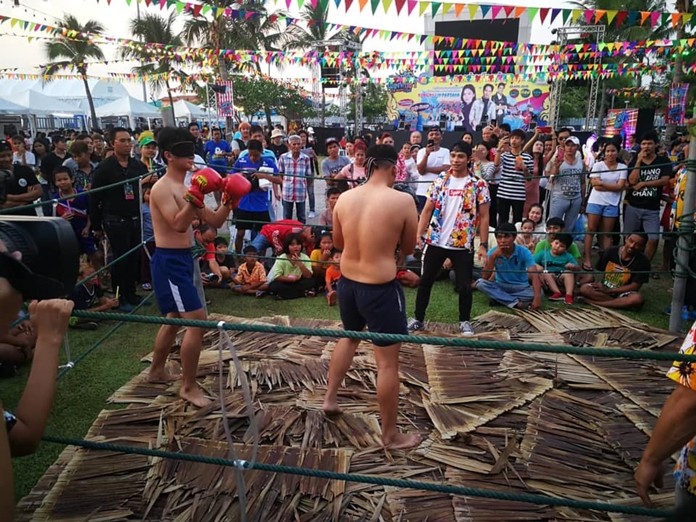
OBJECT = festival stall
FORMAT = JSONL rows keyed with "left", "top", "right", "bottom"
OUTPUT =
{"left": 95, "top": 96, "right": 162, "bottom": 129}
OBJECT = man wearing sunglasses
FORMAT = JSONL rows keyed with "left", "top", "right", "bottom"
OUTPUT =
{"left": 146, "top": 127, "right": 250, "bottom": 408}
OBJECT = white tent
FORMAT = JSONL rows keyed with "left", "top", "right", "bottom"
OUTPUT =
{"left": 172, "top": 99, "right": 206, "bottom": 120}
{"left": 96, "top": 96, "right": 161, "bottom": 128}
{"left": 1, "top": 90, "right": 86, "bottom": 117}
{"left": 0, "top": 97, "right": 30, "bottom": 115}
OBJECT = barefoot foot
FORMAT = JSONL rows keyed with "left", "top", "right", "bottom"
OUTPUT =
{"left": 383, "top": 432, "right": 422, "bottom": 450}
{"left": 322, "top": 399, "right": 342, "bottom": 417}
{"left": 147, "top": 369, "right": 180, "bottom": 383}
{"left": 180, "top": 385, "right": 212, "bottom": 408}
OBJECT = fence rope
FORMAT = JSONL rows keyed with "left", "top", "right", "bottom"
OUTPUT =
{"left": 39, "top": 435, "right": 672, "bottom": 519}
{"left": 70, "top": 310, "right": 693, "bottom": 363}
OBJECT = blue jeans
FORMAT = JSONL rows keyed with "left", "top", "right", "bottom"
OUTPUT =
{"left": 249, "top": 234, "right": 271, "bottom": 257}
{"left": 475, "top": 278, "right": 534, "bottom": 308}
{"left": 548, "top": 195, "right": 582, "bottom": 232}
{"left": 283, "top": 200, "right": 306, "bottom": 223}
{"left": 307, "top": 179, "right": 315, "bottom": 212}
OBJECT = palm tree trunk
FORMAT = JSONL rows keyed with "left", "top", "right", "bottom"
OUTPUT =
{"left": 213, "top": 17, "right": 235, "bottom": 133}
{"left": 665, "top": 1, "right": 689, "bottom": 139}
{"left": 166, "top": 79, "right": 176, "bottom": 121}
{"left": 80, "top": 72, "right": 97, "bottom": 131}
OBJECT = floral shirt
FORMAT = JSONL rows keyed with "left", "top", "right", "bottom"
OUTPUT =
{"left": 425, "top": 171, "right": 490, "bottom": 251}
{"left": 667, "top": 321, "right": 696, "bottom": 494}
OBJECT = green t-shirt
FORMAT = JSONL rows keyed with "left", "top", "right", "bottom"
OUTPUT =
{"left": 533, "top": 249, "right": 578, "bottom": 273}
{"left": 268, "top": 253, "right": 312, "bottom": 282}
{"left": 535, "top": 239, "right": 581, "bottom": 260}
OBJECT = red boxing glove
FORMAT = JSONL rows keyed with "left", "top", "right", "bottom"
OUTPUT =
{"left": 221, "top": 174, "right": 252, "bottom": 209}
{"left": 185, "top": 167, "right": 223, "bottom": 207}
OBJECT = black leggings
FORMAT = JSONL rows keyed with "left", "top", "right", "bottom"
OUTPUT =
{"left": 497, "top": 197, "right": 524, "bottom": 225}
{"left": 268, "top": 277, "right": 315, "bottom": 299}
{"left": 415, "top": 244, "right": 474, "bottom": 322}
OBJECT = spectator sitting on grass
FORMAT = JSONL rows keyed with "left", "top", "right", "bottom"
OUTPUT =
{"left": 231, "top": 245, "right": 267, "bottom": 296}
{"left": 533, "top": 232, "right": 580, "bottom": 305}
{"left": 67, "top": 260, "right": 120, "bottom": 330}
{"left": 325, "top": 249, "right": 342, "bottom": 306}
{"left": 310, "top": 232, "right": 333, "bottom": 288}
{"left": 474, "top": 222, "right": 542, "bottom": 310}
{"left": 213, "top": 237, "right": 236, "bottom": 283}
{"left": 577, "top": 233, "right": 649, "bottom": 309}
{"left": 534, "top": 216, "right": 582, "bottom": 261}
{"left": 266, "top": 233, "right": 315, "bottom": 300}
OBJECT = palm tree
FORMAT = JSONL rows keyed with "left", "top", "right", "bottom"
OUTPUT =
{"left": 42, "top": 15, "right": 104, "bottom": 130}
{"left": 182, "top": 1, "right": 288, "bottom": 129}
{"left": 121, "top": 12, "right": 183, "bottom": 121}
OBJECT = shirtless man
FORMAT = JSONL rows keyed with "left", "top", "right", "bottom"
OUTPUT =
{"left": 322, "top": 145, "right": 421, "bottom": 450}
{"left": 147, "top": 127, "right": 250, "bottom": 407}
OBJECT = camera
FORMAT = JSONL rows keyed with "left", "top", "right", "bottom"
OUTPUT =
{"left": 202, "top": 272, "right": 219, "bottom": 283}
{"left": 0, "top": 216, "right": 79, "bottom": 297}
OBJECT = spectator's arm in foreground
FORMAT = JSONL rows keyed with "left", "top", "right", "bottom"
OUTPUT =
{"left": 9, "top": 299, "right": 74, "bottom": 456}
{"left": 636, "top": 383, "right": 696, "bottom": 507}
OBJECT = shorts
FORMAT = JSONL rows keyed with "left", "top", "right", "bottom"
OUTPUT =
{"left": 151, "top": 248, "right": 203, "bottom": 314}
{"left": 234, "top": 209, "right": 270, "bottom": 231}
{"left": 338, "top": 276, "right": 407, "bottom": 346}
{"left": 623, "top": 205, "right": 660, "bottom": 240}
{"left": 586, "top": 203, "right": 619, "bottom": 218}
{"left": 78, "top": 234, "right": 97, "bottom": 255}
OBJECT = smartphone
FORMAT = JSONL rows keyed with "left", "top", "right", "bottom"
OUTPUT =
{"left": 528, "top": 122, "right": 537, "bottom": 130}
{"left": 490, "top": 119, "right": 497, "bottom": 127}
{"left": 427, "top": 139, "right": 435, "bottom": 147}
{"left": 538, "top": 126, "right": 552, "bottom": 134}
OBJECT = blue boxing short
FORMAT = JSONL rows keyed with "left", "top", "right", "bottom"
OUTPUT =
{"left": 337, "top": 276, "right": 407, "bottom": 346}
{"left": 151, "top": 247, "right": 203, "bottom": 314}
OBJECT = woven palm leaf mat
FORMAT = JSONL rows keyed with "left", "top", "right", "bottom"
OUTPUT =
{"left": 17, "top": 309, "right": 681, "bottom": 521}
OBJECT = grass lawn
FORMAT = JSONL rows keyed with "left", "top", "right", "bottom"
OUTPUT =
{"left": 1, "top": 273, "right": 676, "bottom": 501}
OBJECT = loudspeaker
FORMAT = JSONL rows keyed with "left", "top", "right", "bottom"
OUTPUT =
{"left": 635, "top": 108, "right": 656, "bottom": 141}
{"left": 321, "top": 67, "right": 339, "bottom": 90}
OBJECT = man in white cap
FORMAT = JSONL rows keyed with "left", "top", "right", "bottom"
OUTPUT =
{"left": 268, "top": 128, "right": 288, "bottom": 160}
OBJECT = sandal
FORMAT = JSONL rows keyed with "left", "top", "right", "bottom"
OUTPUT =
{"left": 582, "top": 263, "right": 593, "bottom": 271}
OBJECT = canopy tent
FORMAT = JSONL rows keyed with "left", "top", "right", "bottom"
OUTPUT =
{"left": 96, "top": 96, "right": 161, "bottom": 128}
{"left": 0, "top": 90, "right": 86, "bottom": 117}
{"left": 0, "top": 97, "right": 30, "bottom": 115}
{"left": 172, "top": 99, "right": 206, "bottom": 120}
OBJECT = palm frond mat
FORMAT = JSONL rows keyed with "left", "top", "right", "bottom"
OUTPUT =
{"left": 17, "top": 310, "right": 680, "bottom": 521}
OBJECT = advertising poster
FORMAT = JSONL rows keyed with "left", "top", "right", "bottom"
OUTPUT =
{"left": 386, "top": 75, "right": 550, "bottom": 133}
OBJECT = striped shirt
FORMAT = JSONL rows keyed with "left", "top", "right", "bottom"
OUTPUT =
{"left": 497, "top": 151, "right": 534, "bottom": 201}
{"left": 278, "top": 151, "right": 311, "bottom": 203}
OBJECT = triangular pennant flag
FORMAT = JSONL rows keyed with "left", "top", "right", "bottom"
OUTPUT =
{"left": 615, "top": 10, "right": 628, "bottom": 27}
{"left": 672, "top": 12, "right": 681, "bottom": 28}
{"left": 467, "top": 4, "right": 478, "bottom": 20}
{"left": 539, "top": 8, "right": 550, "bottom": 24}
{"left": 561, "top": 9, "right": 572, "bottom": 25}
{"left": 514, "top": 6, "right": 525, "bottom": 18}
{"left": 345, "top": 0, "right": 354, "bottom": 10}
{"left": 431, "top": 2, "right": 442, "bottom": 16}
{"left": 584, "top": 9, "right": 594, "bottom": 24}
{"left": 358, "top": 0, "right": 369, "bottom": 11}
{"left": 407, "top": 0, "right": 417, "bottom": 15}
{"left": 640, "top": 11, "right": 650, "bottom": 26}
{"left": 571, "top": 9, "right": 582, "bottom": 23}
{"left": 394, "top": 0, "right": 405, "bottom": 14}
{"left": 651, "top": 12, "right": 661, "bottom": 27}
{"left": 527, "top": 7, "right": 539, "bottom": 22}
{"left": 454, "top": 3, "right": 465, "bottom": 16}
{"left": 550, "top": 8, "right": 562, "bottom": 24}
{"left": 594, "top": 9, "right": 605, "bottom": 24}
{"left": 480, "top": 5, "right": 490, "bottom": 18}
{"left": 684, "top": 13, "right": 693, "bottom": 26}
{"left": 627, "top": 10, "right": 638, "bottom": 26}
{"left": 441, "top": 3, "right": 452, "bottom": 16}
{"left": 382, "top": 0, "right": 393, "bottom": 12}
{"left": 606, "top": 10, "right": 617, "bottom": 25}
{"left": 370, "top": 0, "right": 380, "bottom": 14}
{"left": 419, "top": 1, "right": 429, "bottom": 16}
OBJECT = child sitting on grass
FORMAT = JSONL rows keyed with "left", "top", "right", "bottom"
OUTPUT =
{"left": 534, "top": 217, "right": 582, "bottom": 262}
{"left": 325, "top": 249, "right": 342, "bottom": 306}
{"left": 516, "top": 218, "right": 538, "bottom": 253}
{"left": 213, "top": 236, "right": 236, "bottom": 283}
{"left": 533, "top": 233, "right": 580, "bottom": 304}
{"left": 310, "top": 231, "right": 333, "bottom": 289}
{"left": 267, "top": 233, "right": 315, "bottom": 300}
{"left": 68, "top": 260, "right": 120, "bottom": 329}
{"left": 231, "top": 245, "right": 267, "bottom": 296}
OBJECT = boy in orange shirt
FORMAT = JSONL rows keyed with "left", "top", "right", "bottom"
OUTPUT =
{"left": 325, "top": 249, "right": 341, "bottom": 306}
{"left": 231, "top": 245, "right": 267, "bottom": 296}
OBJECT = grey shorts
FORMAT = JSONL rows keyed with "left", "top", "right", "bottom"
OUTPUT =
{"left": 623, "top": 205, "right": 660, "bottom": 240}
